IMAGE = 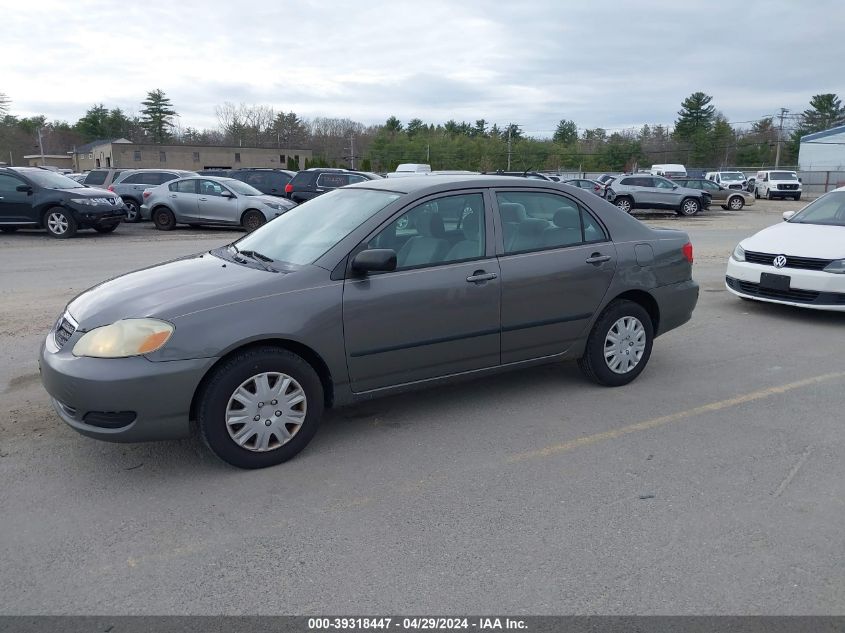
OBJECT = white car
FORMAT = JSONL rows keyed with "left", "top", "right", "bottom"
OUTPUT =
{"left": 726, "top": 187, "right": 845, "bottom": 311}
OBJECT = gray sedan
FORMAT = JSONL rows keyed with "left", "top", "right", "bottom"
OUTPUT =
{"left": 40, "top": 176, "right": 699, "bottom": 469}
{"left": 140, "top": 176, "right": 296, "bottom": 231}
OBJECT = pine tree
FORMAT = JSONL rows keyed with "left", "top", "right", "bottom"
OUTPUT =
{"left": 0, "top": 92, "right": 9, "bottom": 116}
{"left": 674, "top": 92, "right": 716, "bottom": 141}
{"left": 140, "top": 89, "right": 177, "bottom": 143}
{"left": 553, "top": 119, "right": 578, "bottom": 145}
{"left": 798, "top": 93, "right": 844, "bottom": 134}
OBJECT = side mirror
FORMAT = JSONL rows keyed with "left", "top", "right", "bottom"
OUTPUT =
{"left": 672, "top": 185, "right": 678, "bottom": 190}
{"left": 16, "top": 184, "right": 33, "bottom": 194}
{"left": 798, "top": 178, "right": 803, "bottom": 183}
{"left": 351, "top": 249, "right": 397, "bottom": 273}
{"left": 783, "top": 211, "right": 796, "bottom": 222}
{"left": 221, "top": 190, "right": 235, "bottom": 198}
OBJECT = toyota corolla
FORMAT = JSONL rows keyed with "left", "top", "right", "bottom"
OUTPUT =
{"left": 40, "top": 176, "right": 699, "bottom": 468}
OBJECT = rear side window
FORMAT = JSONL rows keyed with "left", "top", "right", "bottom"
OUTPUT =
{"left": 317, "top": 173, "right": 349, "bottom": 188}
{"left": 85, "top": 171, "right": 107, "bottom": 185}
{"left": 170, "top": 179, "right": 198, "bottom": 194}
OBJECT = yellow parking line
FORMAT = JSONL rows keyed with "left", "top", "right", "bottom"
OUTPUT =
{"left": 507, "top": 371, "right": 845, "bottom": 463}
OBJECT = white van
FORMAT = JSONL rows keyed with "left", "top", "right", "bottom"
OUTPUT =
{"left": 650, "top": 164, "right": 687, "bottom": 178}
{"left": 705, "top": 171, "right": 748, "bottom": 190}
{"left": 754, "top": 170, "right": 802, "bottom": 200}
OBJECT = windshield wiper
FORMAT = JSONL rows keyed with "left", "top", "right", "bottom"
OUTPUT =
{"left": 230, "top": 246, "right": 277, "bottom": 272}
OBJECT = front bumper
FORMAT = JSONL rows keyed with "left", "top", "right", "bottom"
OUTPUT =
{"left": 725, "top": 257, "right": 845, "bottom": 311}
{"left": 39, "top": 336, "right": 214, "bottom": 443}
{"left": 651, "top": 279, "right": 699, "bottom": 336}
{"left": 69, "top": 205, "right": 127, "bottom": 228}
{"left": 768, "top": 189, "right": 802, "bottom": 198}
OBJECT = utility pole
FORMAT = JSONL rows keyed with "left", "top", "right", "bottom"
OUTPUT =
{"left": 349, "top": 134, "right": 355, "bottom": 170}
{"left": 37, "top": 127, "right": 45, "bottom": 166}
{"left": 507, "top": 124, "right": 513, "bottom": 170}
{"left": 774, "top": 107, "right": 789, "bottom": 168}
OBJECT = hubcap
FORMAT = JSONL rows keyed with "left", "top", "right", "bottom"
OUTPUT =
{"left": 126, "top": 202, "right": 138, "bottom": 220}
{"left": 730, "top": 198, "right": 742, "bottom": 209}
{"left": 47, "top": 212, "right": 68, "bottom": 234}
{"left": 604, "top": 316, "right": 646, "bottom": 374}
{"left": 225, "top": 372, "right": 306, "bottom": 452}
{"left": 616, "top": 199, "right": 631, "bottom": 212}
{"left": 683, "top": 200, "right": 697, "bottom": 214}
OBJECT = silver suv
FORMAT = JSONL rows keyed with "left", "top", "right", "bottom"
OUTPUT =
{"left": 606, "top": 175, "right": 709, "bottom": 216}
{"left": 110, "top": 169, "right": 198, "bottom": 222}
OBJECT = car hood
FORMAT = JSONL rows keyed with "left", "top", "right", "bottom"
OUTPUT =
{"left": 251, "top": 194, "right": 295, "bottom": 208}
{"left": 66, "top": 252, "right": 319, "bottom": 329}
{"left": 58, "top": 187, "right": 114, "bottom": 197}
{"left": 741, "top": 222, "right": 845, "bottom": 259}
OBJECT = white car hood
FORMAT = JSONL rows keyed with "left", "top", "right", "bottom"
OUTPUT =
{"left": 742, "top": 222, "right": 845, "bottom": 259}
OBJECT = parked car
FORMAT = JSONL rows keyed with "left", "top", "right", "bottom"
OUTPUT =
{"left": 649, "top": 164, "right": 688, "bottom": 178}
{"left": 481, "top": 170, "right": 554, "bottom": 180}
{"left": 231, "top": 168, "right": 296, "bottom": 198}
{"left": 141, "top": 176, "right": 296, "bottom": 232}
{"left": 0, "top": 167, "right": 125, "bottom": 238}
{"left": 283, "top": 168, "right": 381, "bottom": 203}
{"left": 109, "top": 169, "right": 198, "bottom": 222}
{"left": 39, "top": 175, "right": 699, "bottom": 469}
{"left": 606, "top": 174, "right": 709, "bottom": 215}
{"left": 563, "top": 178, "right": 604, "bottom": 196}
{"left": 673, "top": 177, "right": 754, "bottom": 210}
{"left": 594, "top": 173, "right": 617, "bottom": 198}
{"left": 726, "top": 187, "right": 845, "bottom": 310}
{"left": 80, "top": 168, "right": 127, "bottom": 189}
{"left": 754, "top": 170, "right": 802, "bottom": 200}
{"left": 705, "top": 171, "right": 748, "bottom": 190}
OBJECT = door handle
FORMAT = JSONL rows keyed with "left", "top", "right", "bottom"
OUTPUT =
{"left": 586, "top": 254, "right": 611, "bottom": 264}
{"left": 170, "top": 194, "right": 177, "bottom": 198}
{"left": 199, "top": 197, "right": 208, "bottom": 201}
{"left": 466, "top": 271, "right": 497, "bottom": 283}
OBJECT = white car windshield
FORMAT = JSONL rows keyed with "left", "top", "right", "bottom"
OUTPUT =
{"left": 231, "top": 188, "right": 402, "bottom": 265}
{"left": 721, "top": 172, "right": 744, "bottom": 181}
{"left": 771, "top": 171, "right": 798, "bottom": 181}
{"left": 790, "top": 191, "right": 845, "bottom": 226}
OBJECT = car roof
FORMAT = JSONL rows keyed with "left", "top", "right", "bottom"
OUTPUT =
{"left": 347, "top": 174, "right": 580, "bottom": 195}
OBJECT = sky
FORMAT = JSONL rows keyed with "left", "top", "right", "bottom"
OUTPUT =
{"left": 1, "top": 0, "right": 844, "bottom": 137}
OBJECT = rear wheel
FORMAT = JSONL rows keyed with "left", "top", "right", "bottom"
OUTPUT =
{"left": 728, "top": 195, "right": 745, "bottom": 210}
{"left": 578, "top": 299, "right": 654, "bottom": 387}
{"left": 152, "top": 207, "right": 176, "bottom": 231}
{"left": 242, "top": 210, "right": 266, "bottom": 232}
{"left": 614, "top": 196, "right": 633, "bottom": 213}
{"left": 123, "top": 199, "right": 141, "bottom": 223}
{"left": 678, "top": 197, "right": 701, "bottom": 216}
{"left": 197, "top": 346, "right": 324, "bottom": 469}
{"left": 44, "top": 207, "right": 77, "bottom": 239}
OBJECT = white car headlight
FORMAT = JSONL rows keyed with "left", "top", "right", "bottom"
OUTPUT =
{"left": 732, "top": 244, "right": 746, "bottom": 262}
{"left": 72, "top": 318, "right": 174, "bottom": 358}
{"left": 823, "top": 259, "right": 845, "bottom": 274}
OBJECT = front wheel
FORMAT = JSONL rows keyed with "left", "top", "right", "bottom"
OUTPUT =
{"left": 197, "top": 347, "right": 325, "bottom": 469}
{"left": 754, "top": 187, "right": 760, "bottom": 199}
{"left": 678, "top": 197, "right": 701, "bottom": 216}
{"left": 728, "top": 195, "right": 745, "bottom": 210}
{"left": 152, "top": 207, "right": 176, "bottom": 231}
{"left": 614, "top": 196, "right": 633, "bottom": 213}
{"left": 242, "top": 210, "right": 266, "bottom": 232}
{"left": 124, "top": 199, "right": 141, "bottom": 223}
{"left": 578, "top": 299, "right": 654, "bottom": 387}
{"left": 766, "top": 190, "right": 773, "bottom": 200}
{"left": 794, "top": 194, "right": 801, "bottom": 201}
{"left": 44, "top": 207, "right": 77, "bottom": 239}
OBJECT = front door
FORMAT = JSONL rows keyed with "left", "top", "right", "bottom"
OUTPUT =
{"left": 0, "top": 173, "right": 36, "bottom": 225}
{"left": 343, "top": 192, "right": 501, "bottom": 392}
{"left": 197, "top": 179, "right": 237, "bottom": 223}
{"left": 493, "top": 190, "right": 616, "bottom": 364}
{"left": 652, "top": 176, "right": 681, "bottom": 208}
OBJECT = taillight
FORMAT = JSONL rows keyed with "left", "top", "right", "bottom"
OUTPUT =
{"left": 284, "top": 183, "right": 293, "bottom": 194}
{"left": 143, "top": 190, "right": 151, "bottom": 199}
{"left": 682, "top": 242, "right": 693, "bottom": 263}
{"left": 107, "top": 185, "right": 114, "bottom": 192}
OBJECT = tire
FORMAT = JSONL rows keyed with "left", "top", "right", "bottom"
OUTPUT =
{"left": 94, "top": 223, "right": 119, "bottom": 234}
{"left": 678, "top": 197, "right": 701, "bottom": 216}
{"left": 766, "top": 190, "right": 773, "bottom": 200}
{"left": 728, "top": 195, "right": 745, "bottom": 210}
{"left": 754, "top": 187, "right": 760, "bottom": 199}
{"left": 578, "top": 299, "right": 654, "bottom": 387}
{"left": 152, "top": 207, "right": 176, "bottom": 231}
{"left": 44, "top": 207, "right": 77, "bottom": 239}
{"left": 123, "top": 199, "right": 141, "bottom": 223}
{"left": 794, "top": 194, "right": 801, "bottom": 201}
{"left": 0, "top": 227, "right": 18, "bottom": 233}
{"left": 614, "top": 196, "right": 633, "bottom": 213}
{"left": 242, "top": 209, "right": 266, "bottom": 232}
{"left": 197, "top": 346, "right": 325, "bottom": 469}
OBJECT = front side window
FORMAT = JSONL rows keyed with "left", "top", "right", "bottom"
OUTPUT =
{"left": 701, "top": 180, "right": 720, "bottom": 190}
{"left": 199, "top": 179, "right": 230, "bottom": 197}
{"left": 654, "top": 177, "right": 676, "bottom": 189}
{"left": 366, "top": 193, "right": 485, "bottom": 270}
{"left": 233, "top": 188, "right": 402, "bottom": 266}
{"left": 496, "top": 191, "right": 606, "bottom": 253}
{"left": 0, "top": 174, "right": 26, "bottom": 197}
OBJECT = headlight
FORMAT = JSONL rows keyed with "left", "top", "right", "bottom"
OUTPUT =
{"left": 70, "top": 198, "right": 97, "bottom": 206}
{"left": 263, "top": 202, "right": 289, "bottom": 211}
{"left": 823, "top": 259, "right": 845, "bottom": 274}
{"left": 732, "top": 244, "right": 746, "bottom": 262}
{"left": 72, "top": 318, "right": 174, "bottom": 358}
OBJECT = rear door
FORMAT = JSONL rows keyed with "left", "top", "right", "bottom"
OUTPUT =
{"left": 167, "top": 179, "right": 200, "bottom": 220}
{"left": 494, "top": 189, "right": 616, "bottom": 363}
{"left": 0, "top": 173, "right": 36, "bottom": 224}
{"left": 343, "top": 191, "right": 501, "bottom": 392}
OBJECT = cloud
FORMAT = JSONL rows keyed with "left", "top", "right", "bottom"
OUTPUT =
{"left": 0, "top": 0, "right": 843, "bottom": 136}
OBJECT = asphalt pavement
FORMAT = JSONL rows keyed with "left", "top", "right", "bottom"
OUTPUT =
{"left": 1, "top": 200, "right": 843, "bottom": 615}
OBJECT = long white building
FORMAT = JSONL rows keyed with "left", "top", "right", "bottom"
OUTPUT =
{"left": 798, "top": 124, "right": 845, "bottom": 170}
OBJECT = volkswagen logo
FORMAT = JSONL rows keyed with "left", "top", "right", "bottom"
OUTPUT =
{"left": 773, "top": 255, "right": 787, "bottom": 269}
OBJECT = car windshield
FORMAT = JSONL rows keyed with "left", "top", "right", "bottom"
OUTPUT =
{"left": 721, "top": 172, "right": 744, "bottom": 181}
{"left": 220, "top": 179, "right": 263, "bottom": 196}
{"left": 771, "top": 171, "right": 798, "bottom": 181}
{"left": 231, "top": 188, "right": 402, "bottom": 265}
{"left": 22, "top": 170, "right": 85, "bottom": 189}
{"left": 789, "top": 191, "right": 845, "bottom": 226}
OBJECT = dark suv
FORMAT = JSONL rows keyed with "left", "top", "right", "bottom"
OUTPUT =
{"left": 284, "top": 168, "right": 381, "bottom": 203}
{"left": 0, "top": 167, "right": 126, "bottom": 238}
{"left": 198, "top": 168, "right": 296, "bottom": 198}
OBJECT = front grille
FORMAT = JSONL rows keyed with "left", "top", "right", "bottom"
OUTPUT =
{"left": 54, "top": 317, "right": 76, "bottom": 349}
{"left": 777, "top": 184, "right": 799, "bottom": 190}
{"left": 728, "top": 184, "right": 743, "bottom": 190}
{"left": 744, "top": 251, "right": 832, "bottom": 271}
{"left": 726, "top": 276, "right": 845, "bottom": 305}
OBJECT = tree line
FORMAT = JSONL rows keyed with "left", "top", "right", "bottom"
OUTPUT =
{"left": 1, "top": 89, "right": 842, "bottom": 172}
